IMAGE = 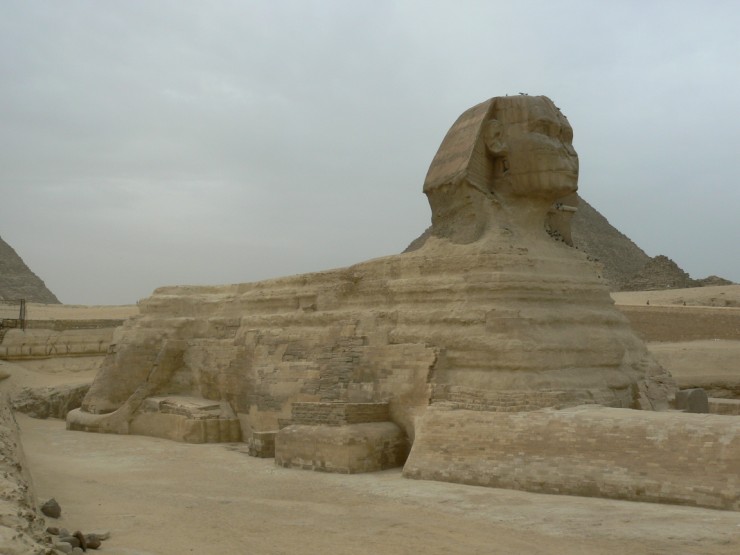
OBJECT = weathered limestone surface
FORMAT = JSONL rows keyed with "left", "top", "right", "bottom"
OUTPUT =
{"left": 127, "top": 395, "right": 242, "bottom": 444}
{"left": 68, "top": 95, "right": 694, "bottom": 505}
{"left": 403, "top": 405, "right": 740, "bottom": 511}
{"left": 71, "top": 237, "right": 672, "bottom": 440}
{"left": 0, "top": 396, "right": 49, "bottom": 554}
{"left": 274, "top": 402, "right": 405, "bottom": 473}
{"left": 12, "top": 383, "right": 90, "bottom": 419}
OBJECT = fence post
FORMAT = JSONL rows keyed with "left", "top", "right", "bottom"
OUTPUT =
{"left": 19, "top": 299, "right": 26, "bottom": 331}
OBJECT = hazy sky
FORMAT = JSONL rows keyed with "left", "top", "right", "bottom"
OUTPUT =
{"left": 1, "top": 1, "right": 738, "bottom": 305}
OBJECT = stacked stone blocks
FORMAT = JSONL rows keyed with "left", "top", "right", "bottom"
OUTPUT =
{"left": 290, "top": 401, "right": 390, "bottom": 426}
{"left": 276, "top": 401, "right": 408, "bottom": 474}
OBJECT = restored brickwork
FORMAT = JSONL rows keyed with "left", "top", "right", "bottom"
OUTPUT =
{"left": 404, "top": 405, "right": 740, "bottom": 510}
{"left": 290, "top": 402, "right": 390, "bottom": 426}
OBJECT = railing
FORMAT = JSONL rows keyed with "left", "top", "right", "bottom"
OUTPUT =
{"left": 0, "top": 299, "right": 25, "bottom": 331}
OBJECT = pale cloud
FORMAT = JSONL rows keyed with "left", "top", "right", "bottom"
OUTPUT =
{"left": 1, "top": 0, "right": 738, "bottom": 304}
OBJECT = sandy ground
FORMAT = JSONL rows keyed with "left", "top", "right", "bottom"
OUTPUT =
{"left": 649, "top": 340, "right": 740, "bottom": 391}
{"left": 611, "top": 284, "right": 740, "bottom": 307}
{"left": 18, "top": 413, "right": 740, "bottom": 555}
{"left": 611, "top": 285, "right": 740, "bottom": 395}
{"left": 3, "top": 285, "right": 739, "bottom": 554}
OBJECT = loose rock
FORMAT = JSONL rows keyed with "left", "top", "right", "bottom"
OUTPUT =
{"left": 85, "top": 534, "right": 103, "bottom": 549}
{"left": 54, "top": 541, "right": 73, "bottom": 553}
{"left": 88, "top": 530, "right": 110, "bottom": 541}
{"left": 59, "top": 535, "right": 80, "bottom": 548}
{"left": 73, "top": 530, "right": 87, "bottom": 551}
{"left": 41, "top": 497, "right": 61, "bottom": 518}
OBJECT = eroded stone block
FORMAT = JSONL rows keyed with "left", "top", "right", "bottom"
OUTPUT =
{"left": 404, "top": 405, "right": 740, "bottom": 511}
{"left": 675, "top": 388, "right": 709, "bottom": 413}
{"left": 275, "top": 422, "right": 408, "bottom": 474}
{"left": 249, "top": 431, "right": 277, "bottom": 457}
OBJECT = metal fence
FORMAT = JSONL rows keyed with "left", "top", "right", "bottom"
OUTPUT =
{"left": 0, "top": 299, "right": 25, "bottom": 330}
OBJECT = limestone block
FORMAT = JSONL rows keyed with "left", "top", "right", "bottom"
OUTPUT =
{"left": 126, "top": 396, "right": 242, "bottom": 443}
{"left": 12, "top": 383, "right": 90, "bottom": 419}
{"left": 404, "top": 405, "right": 740, "bottom": 511}
{"left": 249, "top": 431, "right": 277, "bottom": 457}
{"left": 275, "top": 422, "right": 408, "bottom": 473}
{"left": 674, "top": 388, "right": 709, "bottom": 413}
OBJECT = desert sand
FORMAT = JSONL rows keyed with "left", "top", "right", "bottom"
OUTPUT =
{"left": 4, "top": 285, "right": 739, "bottom": 554}
{"left": 17, "top": 411, "right": 740, "bottom": 555}
{"left": 611, "top": 284, "right": 740, "bottom": 308}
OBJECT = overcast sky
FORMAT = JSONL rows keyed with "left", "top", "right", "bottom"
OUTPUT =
{"left": 1, "top": 1, "right": 738, "bottom": 305}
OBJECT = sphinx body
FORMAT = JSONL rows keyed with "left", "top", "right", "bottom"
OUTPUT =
{"left": 71, "top": 96, "right": 675, "bottom": 448}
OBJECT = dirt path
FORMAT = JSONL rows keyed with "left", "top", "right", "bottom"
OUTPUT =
{"left": 20, "top": 415, "right": 740, "bottom": 555}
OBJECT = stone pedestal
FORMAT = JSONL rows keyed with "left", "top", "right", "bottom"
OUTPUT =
{"left": 275, "top": 421, "right": 408, "bottom": 474}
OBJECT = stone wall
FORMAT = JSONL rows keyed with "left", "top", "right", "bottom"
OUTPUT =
{"left": 0, "top": 327, "right": 115, "bottom": 359}
{"left": 618, "top": 306, "right": 740, "bottom": 342}
{"left": 24, "top": 319, "right": 126, "bottom": 331}
{"left": 404, "top": 405, "right": 740, "bottom": 511}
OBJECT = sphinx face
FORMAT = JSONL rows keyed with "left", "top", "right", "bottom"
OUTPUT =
{"left": 489, "top": 96, "right": 579, "bottom": 201}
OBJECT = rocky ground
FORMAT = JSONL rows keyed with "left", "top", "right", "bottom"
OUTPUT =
{"left": 1, "top": 285, "right": 739, "bottom": 555}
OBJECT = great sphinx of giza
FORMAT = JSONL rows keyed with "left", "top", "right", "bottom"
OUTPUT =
{"left": 68, "top": 95, "right": 740, "bottom": 510}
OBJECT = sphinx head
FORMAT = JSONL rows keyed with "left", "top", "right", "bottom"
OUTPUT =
{"left": 423, "top": 95, "right": 579, "bottom": 243}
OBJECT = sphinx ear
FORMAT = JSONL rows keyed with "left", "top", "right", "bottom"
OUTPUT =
{"left": 483, "top": 120, "right": 507, "bottom": 156}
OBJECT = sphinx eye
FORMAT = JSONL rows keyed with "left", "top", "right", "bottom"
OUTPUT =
{"left": 532, "top": 119, "right": 549, "bottom": 134}
{"left": 532, "top": 119, "right": 558, "bottom": 137}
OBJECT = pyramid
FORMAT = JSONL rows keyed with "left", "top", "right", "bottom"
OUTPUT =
{"left": 0, "top": 235, "right": 60, "bottom": 303}
{"left": 568, "top": 197, "right": 651, "bottom": 289}
{"left": 404, "top": 195, "right": 732, "bottom": 291}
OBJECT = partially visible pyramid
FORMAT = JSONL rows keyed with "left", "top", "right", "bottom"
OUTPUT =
{"left": 569, "top": 197, "right": 651, "bottom": 289}
{"left": 620, "top": 255, "right": 695, "bottom": 291}
{"left": 404, "top": 195, "right": 732, "bottom": 291}
{"left": 0, "top": 236, "right": 60, "bottom": 303}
